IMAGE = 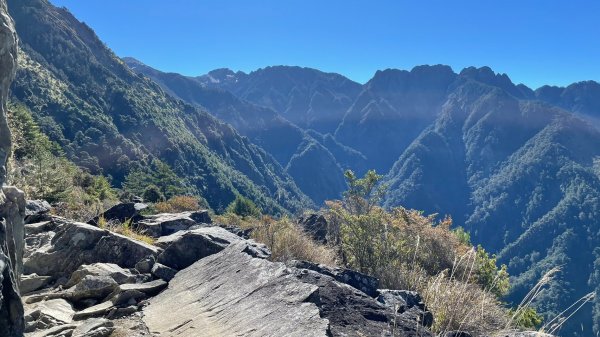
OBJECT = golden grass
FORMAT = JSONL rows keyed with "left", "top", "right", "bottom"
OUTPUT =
{"left": 214, "top": 213, "right": 337, "bottom": 266}
{"left": 98, "top": 216, "right": 155, "bottom": 245}
{"left": 153, "top": 195, "right": 201, "bottom": 213}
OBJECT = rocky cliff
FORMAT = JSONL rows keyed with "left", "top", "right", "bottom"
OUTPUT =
{"left": 0, "top": 0, "right": 25, "bottom": 335}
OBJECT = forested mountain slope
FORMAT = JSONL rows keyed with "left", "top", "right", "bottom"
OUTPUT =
{"left": 8, "top": 0, "right": 312, "bottom": 214}
{"left": 123, "top": 58, "right": 351, "bottom": 204}
{"left": 383, "top": 70, "right": 600, "bottom": 336}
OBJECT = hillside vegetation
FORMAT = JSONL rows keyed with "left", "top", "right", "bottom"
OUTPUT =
{"left": 8, "top": 0, "right": 311, "bottom": 215}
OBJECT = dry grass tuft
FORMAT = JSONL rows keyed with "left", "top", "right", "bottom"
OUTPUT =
{"left": 98, "top": 216, "right": 155, "bottom": 245}
{"left": 215, "top": 213, "right": 337, "bottom": 266}
{"left": 153, "top": 195, "right": 201, "bottom": 213}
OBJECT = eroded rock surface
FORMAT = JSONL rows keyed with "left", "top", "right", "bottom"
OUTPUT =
{"left": 287, "top": 259, "right": 380, "bottom": 297}
{"left": 145, "top": 241, "right": 432, "bottom": 337}
{"left": 144, "top": 241, "right": 329, "bottom": 337}
{"left": 23, "top": 218, "right": 161, "bottom": 279}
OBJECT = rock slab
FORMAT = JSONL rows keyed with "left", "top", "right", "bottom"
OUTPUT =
{"left": 144, "top": 241, "right": 329, "bottom": 337}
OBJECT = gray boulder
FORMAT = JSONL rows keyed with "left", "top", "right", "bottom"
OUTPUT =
{"left": 28, "top": 323, "right": 77, "bottom": 337}
{"left": 134, "top": 255, "right": 155, "bottom": 274}
{"left": 65, "top": 263, "right": 141, "bottom": 287}
{"left": 72, "top": 301, "right": 114, "bottom": 320}
{"left": 25, "top": 200, "right": 52, "bottom": 224}
{"left": 107, "top": 280, "right": 168, "bottom": 307}
{"left": 66, "top": 275, "right": 118, "bottom": 302}
{"left": 151, "top": 263, "right": 177, "bottom": 282}
{"left": 377, "top": 289, "right": 434, "bottom": 327}
{"left": 287, "top": 260, "right": 380, "bottom": 297}
{"left": 116, "top": 279, "right": 167, "bottom": 296}
{"left": 23, "top": 218, "right": 162, "bottom": 279}
{"left": 88, "top": 202, "right": 147, "bottom": 227}
{"left": 71, "top": 318, "right": 114, "bottom": 337}
{"left": 135, "top": 210, "right": 211, "bottom": 237}
{"left": 156, "top": 226, "right": 241, "bottom": 270}
{"left": 292, "top": 268, "right": 430, "bottom": 337}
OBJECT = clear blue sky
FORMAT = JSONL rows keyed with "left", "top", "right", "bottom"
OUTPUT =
{"left": 50, "top": 0, "right": 599, "bottom": 89}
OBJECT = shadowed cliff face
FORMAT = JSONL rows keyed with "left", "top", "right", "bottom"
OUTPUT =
{"left": 0, "top": 0, "right": 17, "bottom": 185}
{"left": 0, "top": 1, "right": 24, "bottom": 336}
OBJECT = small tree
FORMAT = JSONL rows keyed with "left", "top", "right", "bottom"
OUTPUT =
{"left": 343, "top": 170, "right": 387, "bottom": 215}
{"left": 326, "top": 169, "right": 391, "bottom": 274}
{"left": 227, "top": 195, "right": 260, "bottom": 218}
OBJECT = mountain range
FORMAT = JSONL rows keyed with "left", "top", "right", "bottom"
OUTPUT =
{"left": 7, "top": 0, "right": 600, "bottom": 336}
{"left": 125, "top": 61, "right": 600, "bottom": 336}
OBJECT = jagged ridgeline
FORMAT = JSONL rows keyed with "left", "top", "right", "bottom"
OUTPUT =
{"left": 7, "top": 0, "right": 312, "bottom": 214}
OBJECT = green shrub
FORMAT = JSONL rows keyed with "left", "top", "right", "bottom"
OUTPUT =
{"left": 226, "top": 195, "right": 261, "bottom": 217}
{"left": 509, "top": 307, "right": 544, "bottom": 330}
{"left": 325, "top": 169, "right": 515, "bottom": 335}
{"left": 143, "top": 185, "right": 164, "bottom": 203}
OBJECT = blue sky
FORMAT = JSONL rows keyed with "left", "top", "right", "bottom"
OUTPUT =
{"left": 50, "top": 0, "right": 599, "bottom": 89}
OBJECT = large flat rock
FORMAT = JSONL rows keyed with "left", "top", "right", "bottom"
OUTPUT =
{"left": 144, "top": 241, "right": 329, "bottom": 337}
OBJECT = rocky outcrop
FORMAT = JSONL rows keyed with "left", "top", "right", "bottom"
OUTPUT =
{"left": 377, "top": 289, "right": 433, "bottom": 328}
{"left": 0, "top": 0, "right": 17, "bottom": 185}
{"left": 0, "top": 211, "right": 24, "bottom": 336}
{"left": 24, "top": 200, "right": 51, "bottom": 225}
{"left": 23, "top": 218, "right": 161, "bottom": 279}
{"left": 20, "top": 209, "right": 553, "bottom": 337}
{"left": 0, "top": 0, "right": 23, "bottom": 335}
{"left": 1, "top": 186, "right": 25, "bottom": 282}
{"left": 25, "top": 299, "right": 74, "bottom": 332}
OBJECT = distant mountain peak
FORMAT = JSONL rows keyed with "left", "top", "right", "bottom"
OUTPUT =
{"left": 367, "top": 64, "right": 457, "bottom": 93}
{"left": 459, "top": 66, "right": 532, "bottom": 99}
